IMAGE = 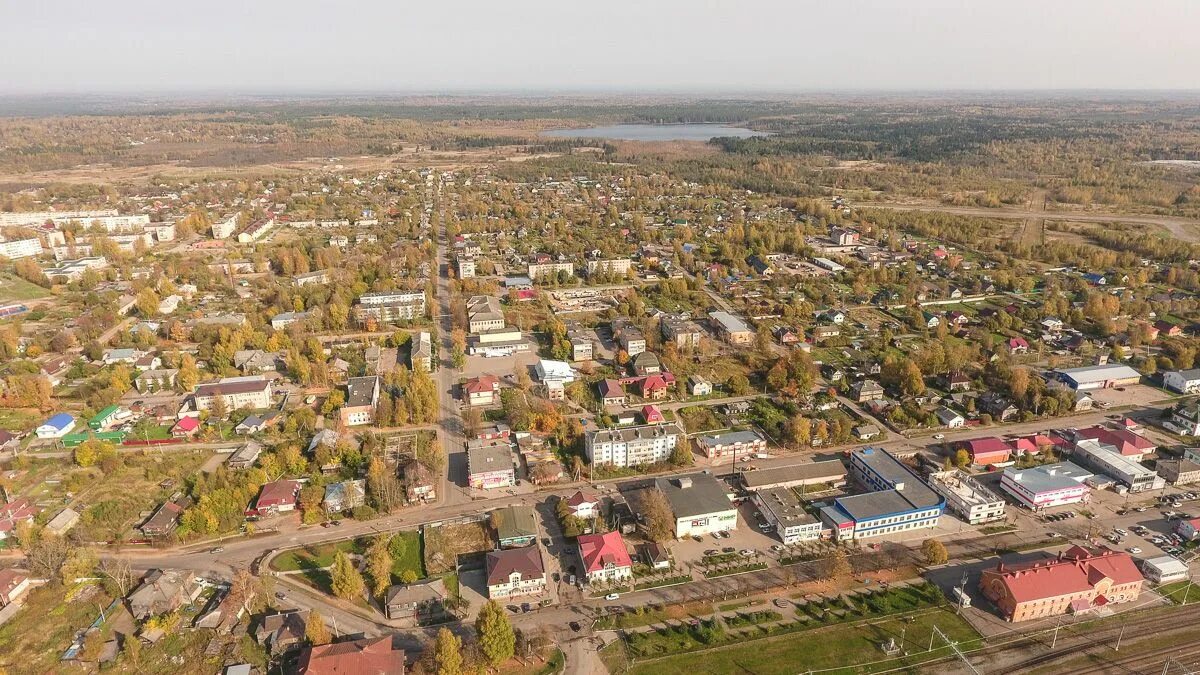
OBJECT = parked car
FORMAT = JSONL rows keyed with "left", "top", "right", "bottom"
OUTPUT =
{"left": 722, "top": 547, "right": 736, "bottom": 553}
{"left": 739, "top": 549, "right": 756, "bottom": 557}
{"left": 605, "top": 593, "right": 620, "bottom": 601}
{"left": 1127, "top": 547, "right": 1143, "bottom": 554}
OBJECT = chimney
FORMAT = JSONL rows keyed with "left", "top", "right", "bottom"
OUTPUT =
{"left": 677, "top": 477, "right": 692, "bottom": 489}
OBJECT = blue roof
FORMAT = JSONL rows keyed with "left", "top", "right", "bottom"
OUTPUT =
{"left": 43, "top": 413, "right": 75, "bottom": 430}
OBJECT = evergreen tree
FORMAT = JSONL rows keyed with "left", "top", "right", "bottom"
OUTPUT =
{"left": 330, "top": 551, "right": 365, "bottom": 601}
{"left": 433, "top": 627, "right": 463, "bottom": 675}
{"left": 474, "top": 600, "right": 515, "bottom": 667}
{"left": 306, "top": 609, "right": 332, "bottom": 645}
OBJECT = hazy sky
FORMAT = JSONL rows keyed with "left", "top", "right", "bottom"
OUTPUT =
{"left": 3, "top": 0, "right": 1198, "bottom": 93}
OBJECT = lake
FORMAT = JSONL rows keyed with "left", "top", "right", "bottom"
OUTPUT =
{"left": 542, "top": 123, "right": 767, "bottom": 142}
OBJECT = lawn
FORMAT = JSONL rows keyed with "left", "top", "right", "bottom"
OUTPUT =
{"left": 0, "top": 584, "right": 115, "bottom": 673}
{"left": 594, "top": 600, "right": 713, "bottom": 631}
{"left": 0, "top": 273, "right": 51, "bottom": 302}
{"left": 272, "top": 530, "right": 425, "bottom": 583}
{"left": 1157, "top": 580, "right": 1199, "bottom": 604}
{"left": 624, "top": 607, "right": 981, "bottom": 675}
{"left": 0, "top": 406, "right": 40, "bottom": 433}
{"left": 677, "top": 406, "right": 725, "bottom": 434}
{"left": 71, "top": 452, "right": 212, "bottom": 542}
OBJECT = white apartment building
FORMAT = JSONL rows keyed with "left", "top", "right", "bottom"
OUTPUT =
{"left": 0, "top": 238, "right": 43, "bottom": 260}
{"left": 585, "top": 423, "right": 681, "bottom": 468}
{"left": 193, "top": 376, "right": 272, "bottom": 412}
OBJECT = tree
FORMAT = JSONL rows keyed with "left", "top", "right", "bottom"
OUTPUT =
{"left": 728, "top": 374, "right": 751, "bottom": 395}
{"left": 99, "top": 557, "right": 136, "bottom": 597}
{"left": 433, "top": 627, "right": 464, "bottom": 675}
{"left": 669, "top": 441, "right": 693, "bottom": 466}
{"left": 921, "top": 538, "right": 949, "bottom": 565}
{"left": 641, "top": 488, "right": 675, "bottom": 542}
{"left": 954, "top": 448, "right": 971, "bottom": 468}
{"left": 400, "top": 569, "right": 419, "bottom": 584}
{"left": 475, "top": 600, "right": 516, "bottom": 667}
{"left": 330, "top": 550, "right": 365, "bottom": 600}
{"left": 135, "top": 287, "right": 160, "bottom": 317}
{"left": 122, "top": 633, "right": 142, "bottom": 665}
{"left": 366, "top": 535, "right": 394, "bottom": 599}
{"left": 829, "top": 548, "right": 852, "bottom": 579}
{"left": 306, "top": 609, "right": 332, "bottom": 645}
{"left": 59, "top": 547, "right": 97, "bottom": 584}
{"left": 178, "top": 354, "right": 199, "bottom": 393}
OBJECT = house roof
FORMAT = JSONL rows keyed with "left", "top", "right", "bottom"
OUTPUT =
{"left": 654, "top": 473, "right": 734, "bottom": 519}
{"left": 577, "top": 531, "right": 633, "bottom": 573}
{"left": 297, "top": 636, "right": 406, "bottom": 674}
{"left": 493, "top": 504, "right": 538, "bottom": 541}
{"left": 485, "top": 545, "right": 545, "bottom": 586}
{"left": 41, "top": 413, "right": 75, "bottom": 430}
{"left": 564, "top": 490, "right": 599, "bottom": 508}
{"left": 598, "top": 379, "right": 625, "bottom": 398}
{"left": 1076, "top": 426, "right": 1155, "bottom": 455}
{"left": 256, "top": 480, "right": 301, "bottom": 508}
{"left": 173, "top": 416, "right": 200, "bottom": 432}
{"left": 466, "top": 375, "right": 500, "bottom": 394}
{"left": 0, "top": 569, "right": 29, "bottom": 601}
{"left": 641, "top": 404, "right": 664, "bottom": 423}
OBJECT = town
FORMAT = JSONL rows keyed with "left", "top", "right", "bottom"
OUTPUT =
{"left": 3, "top": 33, "right": 1200, "bottom": 675}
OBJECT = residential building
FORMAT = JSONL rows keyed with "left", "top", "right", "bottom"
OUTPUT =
{"left": 0, "top": 237, "right": 43, "bottom": 260}
{"left": 851, "top": 380, "right": 885, "bottom": 403}
{"left": 467, "top": 295, "right": 506, "bottom": 333}
{"left": 135, "top": 368, "right": 178, "bottom": 393}
{"left": 340, "top": 376, "right": 380, "bottom": 427}
{"left": 979, "top": 545, "right": 1144, "bottom": 622}
{"left": 36, "top": 413, "right": 76, "bottom": 439}
{"left": 1164, "top": 368, "right": 1200, "bottom": 394}
{"left": 1176, "top": 517, "right": 1200, "bottom": 541}
{"left": 1054, "top": 364, "right": 1142, "bottom": 391}
{"left": 534, "top": 359, "right": 575, "bottom": 386}
{"left": 293, "top": 270, "right": 330, "bottom": 286}
{"left": 613, "top": 320, "right": 646, "bottom": 357}
{"left": 527, "top": 260, "right": 574, "bottom": 280}
{"left": 456, "top": 256, "right": 476, "bottom": 279}
{"left": 236, "top": 218, "right": 275, "bottom": 243}
{"left": 693, "top": 430, "right": 766, "bottom": 461}
{"left": 464, "top": 375, "right": 501, "bottom": 406}
{"left": 226, "top": 441, "right": 263, "bottom": 470}
{"left": 467, "top": 439, "right": 515, "bottom": 489}
{"left": 323, "top": 479, "right": 366, "bottom": 513}
{"left": 598, "top": 379, "right": 626, "bottom": 406}
{"left": 1169, "top": 401, "right": 1200, "bottom": 436}
{"left": 210, "top": 214, "right": 240, "bottom": 239}
{"left": 567, "top": 327, "right": 593, "bottom": 361}
{"left": 562, "top": 490, "right": 601, "bottom": 519}
{"left": 818, "top": 448, "right": 945, "bottom": 540}
{"left": 959, "top": 437, "right": 1013, "bottom": 466}
{"left": 251, "top": 479, "right": 302, "bottom": 515}
{"left": 936, "top": 407, "right": 966, "bottom": 428}
{"left": 999, "top": 462, "right": 1093, "bottom": 511}
{"left": 296, "top": 636, "right": 406, "bottom": 674}
{"left": 485, "top": 545, "right": 547, "bottom": 599}
{"left": 140, "top": 494, "right": 193, "bottom": 537}
{"left": 194, "top": 376, "right": 272, "bottom": 411}
{"left": 354, "top": 290, "right": 427, "bottom": 324}
{"left": 399, "top": 459, "right": 437, "bottom": 503}
{"left": 655, "top": 473, "right": 738, "bottom": 538}
{"left": 577, "top": 531, "right": 633, "bottom": 583}
{"left": 927, "top": 470, "right": 1006, "bottom": 524}
{"left": 127, "top": 569, "right": 202, "bottom": 620}
{"left": 254, "top": 610, "right": 309, "bottom": 655}
{"left": 585, "top": 258, "right": 632, "bottom": 277}
{"left": 687, "top": 375, "right": 713, "bottom": 397}
{"left": 661, "top": 315, "right": 703, "bottom": 349}
{"left": 493, "top": 504, "right": 539, "bottom": 548}
{"left": 708, "top": 311, "right": 754, "bottom": 345}
{"left": 44, "top": 507, "right": 80, "bottom": 536}
{"left": 631, "top": 351, "right": 662, "bottom": 376}
{"left": 740, "top": 460, "right": 848, "bottom": 491}
{"left": 753, "top": 487, "right": 823, "bottom": 544}
{"left": 585, "top": 423, "right": 682, "bottom": 468}
{"left": 411, "top": 331, "right": 433, "bottom": 372}
{"left": 0, "top": 569, "right": 32, "bottom": 607}
{"left": 1157, "top": 458, "right": 1200, "bottom": 485}
{"left": 271, "top": 311, "right": 311, "bottom": 330}
{"left": 384, "top": 578, "right": 448, "bottom": 624}
{"left": 0, "top": 499, "right": 37, "bottom": 541}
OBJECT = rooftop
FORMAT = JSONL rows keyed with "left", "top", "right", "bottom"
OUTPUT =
{"left": 741, "top": 460, "right": 847, "bottom": 489}
{"left": 1002, "top": 461, "right": 1094, "bottom": 492}
{"left": 756, "top": 487, "right": 819, "bottom": 527}
{"left": 485, "top": 545, "right": 545, "bottom": 585}
{"left": 654, "top": 472, "right": 734, "bottom": 519}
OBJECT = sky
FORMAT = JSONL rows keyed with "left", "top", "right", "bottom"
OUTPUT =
{"left": 2, "top": 0, "right": 1198, "bottom": 93}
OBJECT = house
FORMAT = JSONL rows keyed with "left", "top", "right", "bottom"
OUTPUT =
{"left": 44, "top": 507, "right": 80, "bottom": 536}
{"left": 922, "top": 312, "right": 941, "bottom": 329}
{"left": 654, "top": 473, "right": 739, "bottom": 538}
{"left": 1041, "top": 317, "right": 1064, "bottom": 333}
{"left": 812, "top": 324, "right": 841, "bottom": 342}
{"left": 1164, "top": 368, "right": 1200, "bottom": 395}
{"left": 135, "top": 368, "right": 178, "bottom": 393}
{"left": 171, "top": 415, "right": 200, "bottom": 438}
{"left": 233, "top": 349, "right": 281, "bottom": 374}
{"left": 851, "top": 380, "right": 884, "bottom": 402}
{"left": 979, "top": 545, "right": 1144, "bottom": 622}
{"left": 88, "top": 405, "right": 123, "bottom": 431}
{"left": 854, "top": 424, "right": 881, "bottom": 440}
{"left": 0, "top": 498, "right": 37, "bottom": 541}
{"left": 323, "top": 479, "right": 366, "bottom": 513}
{"left": 708, "top": 311, "right": 755, "bottom": 345}
{"left": 340, "top": 376, "right": 380, "bottom": 426}
{"left": 384, "top": 578, "right": 448, "bottom": 624}
{"left": 127, "top": 569, "right": 202, "bottom": 620}
{"left": 641, "top": 404, "right": 664, "bottom": 424}
{"left": 226, "top": 441, "right": 262, "bottom": 469}
{"left": 943, "top": 371, "right": 972, "bottom": 392}
{"left": 36, "top": 413, "right": 76, "bottom": 439}
{"left": 234, "top": 413, "right": 277, "bottom": 435}
{"left": 254, "top": 610, "right": 309, "bottom": 655}
{"left": 598, "top": 379, "right": 626, "bottom": 407}
{"left": 640, "top": 542, "right": 672, "bottom": 570}
{"left": 0, "top": 430, "right": 19, "bottom": 453}
{"left": 631, "top": 351, "right": 662, "bottom": 377}
{"left": 1006, "top": 337, "right": 1029, "bottom": 354}
{"left": 640, "top": 375, "right": 669, "bottom": 400}
{"left": 140, "top": 494, "right": 192, "bottom": 537}
{"left": 194, "top": 376, "right": 272, "bottom": 412}
{"left": 562, "top": 490, "right": 601, "bottom": 519}
{"left": 464, "top": 375, "right": 501, "bottom": 406}
{"left": 1176, "top": 517, "right": 1200, "bottom": 541}
{"left": 1170, "top": 401, "right": 1200, "bottom": 436}
{"left": 411, "top": 331, "right": 433, "bottom": 373}
{"left": 979, "top": 393, "right": 1018, "bottom": 422}
{"left": 485, "top": 545, "right": 547, "bottom": 599}
{"left": 492, "top": 504, "right": 539, "bottom": 548}
{"left": 687, "top": 375, "right": 713, "bottom": 397}
{"left": 399, "top": 459, "right": 436, "bottom": 503}
{"left": 0, "top": 569, "right": 32, "bottom": 607}
{"left": 251, "top": 479, "right": 301, "bottom": 515}
{"left": 1155, "top": 320, "right": 1183, "bottom": 338}
{"left": 534, "top": 359, "right": 575, "bottom": 386}
{"left": 935, "top": 407, "right": 965, "bottom": 428}
{"left": 577, "top": 531, "right": 633, "bottom": 583}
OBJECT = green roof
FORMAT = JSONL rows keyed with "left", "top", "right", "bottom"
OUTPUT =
{"left": 90, "top": 405, "right": 120, "bottom": 424}
{"left": 61, "top": 431, "right": 126, "bottom": 447}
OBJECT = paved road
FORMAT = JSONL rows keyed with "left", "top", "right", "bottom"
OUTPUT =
{"left": 863, "top": 202, "right": 1200, "bottom": 242}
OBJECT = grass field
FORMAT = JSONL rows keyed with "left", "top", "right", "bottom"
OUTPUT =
{"left": 0, "top": 407, "right": 40, "bottom": 432}
{"left": 622, "top": 608, "right": 980, "bottom": 675}
{"left": 0, "top": 273, "right": 50, "bottom": 302}
{"left": 272, "top": 530, "right": 425, "bottom": 582}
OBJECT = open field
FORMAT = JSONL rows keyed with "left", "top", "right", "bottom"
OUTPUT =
{"left": 0, "top": 273, "right": 51, "bottom": 302}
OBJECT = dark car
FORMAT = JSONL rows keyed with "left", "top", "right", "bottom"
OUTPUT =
{"left": 722, "top": 546, "right": 736, "bottom": 553}
{"left": 569, "top": 621, "right": 581, "bottom": 632}
{"left": 542, "top": 537, "right": 552, "bottom": 546}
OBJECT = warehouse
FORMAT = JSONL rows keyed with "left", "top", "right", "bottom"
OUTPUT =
{"left": 740, "top": 460, "right": 847, "bottom": 492}
{"left": 1053, "top": 364, "right": 1142, "bottom": 391}
{"left": 654, "top": 473, "right": 738, "bottom": 539}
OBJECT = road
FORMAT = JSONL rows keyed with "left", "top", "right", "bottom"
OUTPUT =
{"left": 863, "top": 202, "right": 1200, "bottom": 242}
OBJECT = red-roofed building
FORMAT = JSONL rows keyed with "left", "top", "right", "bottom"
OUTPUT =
{"left": 250, "top": 480, "right": 301, "bottom": 516}
{"left": 171, "top": 416, "right": 200, "bottom": 438}
{"left": 296, "top": 636, "right": 406, "bottom": 674}
{"left": 1175, "top": 517, "right": 1200, "bottom": 541}
{"left": 640, "top": 375, "right": 669, "bottom": 401}
{"left": 563, "top": 490, "right": 601, "bottom": 519}
{"left": 0, "top": 569, "right": 32, "bottom": 606}
{"left": 1008, "top": 433, "right": 1069, "bottom": 456}
{"left": 979, "top": 545, "right": 1144, "bottom": 622}
{"left": 641, "top": 404, "right": 664, "bottom": 424}
{"left": 464, "top": 375, "right": 501, "bottom": 407}
{"left": 1006, "top": 337, "right": 1029, "bottom": 354}
{"left": 577, "top": 531, "right": 633, "bottom": 583}
{"left": 0, "top": 498, "right": 37, "bottom": 541}
{"left": 959, "top": 437, "right": 1012, "bottom": 466}
{"left": 1075, "top": 426, "right": 1156, "bottom": 457}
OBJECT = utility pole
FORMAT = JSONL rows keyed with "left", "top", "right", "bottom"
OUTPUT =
{"left": 1115, "top": 624, "right": 1125, "bottom": 652}
{"left": 1051, "top": 625, "right": 1060, "bottom": 649}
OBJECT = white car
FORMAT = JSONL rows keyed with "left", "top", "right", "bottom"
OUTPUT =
{"left": 605, "top": 593, "right": 620, "bottom": 601}
{"left": 1127, "top": 547, "right": 1142, "bottom": 555}
{"left": 932, "top": 434, "right": 945, "bottom": 440}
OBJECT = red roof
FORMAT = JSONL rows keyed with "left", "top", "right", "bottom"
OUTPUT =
{"left": 0, "top": 499, "right": 36, "bottom": 534}
{"left": 578, "top": 531, "right": 632, "bottom": 574}
{"left": 1008, "top": 337, "right": 1029, "bottom": 349}
{"left": 962, "top": 437, "right": 1012, "bottom": 462}
{"left": 641, "top": 375, "right": 668, "bottom": 393}
{"left": 297, "top": 636, "right": 406, "bottom": 674}
{"left": 172, "top": 416, "right": 200, "bottom": 433}
{"left": 564, "top": 490, "right": 599, "bottom": 508}
{"left": 987, "top": 545, "right": 1142, "bottom": 604}
{"left": 1076, "top": 426, "right": 1155, "bottom": 456}
{"left": 256, "top": 480, "right": 301, "bottom": 509}
{"left": 465, "top": 375, "right": 500, "bottom": 395}
{"left": 641, "top": 404, "right": 664, "bottom": 424}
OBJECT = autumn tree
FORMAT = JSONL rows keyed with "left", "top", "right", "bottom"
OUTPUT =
{"left": 921, "top": 538, "right": 949, "bottom": 565}
{"left": 306, "top": 609, "right": 332, "bottom": 645}
{"left": 641, "top": 488, "right": 675, "bottom": 543}
{"left": 475, "top": 599, "right": 516, "bottom": 668}
{"left": 433, "top": 627, "right": 463, "bottom": 675}
{"left": 330, "top": 550, "right": 365, "bottom": 600}
{"left": 366, "top": 535, "right": 394, "bottom": 598}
